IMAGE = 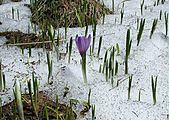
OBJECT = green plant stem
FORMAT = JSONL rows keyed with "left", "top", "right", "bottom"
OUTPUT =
{"left": 82, "top": 52, "right": 87, "bottom": 83}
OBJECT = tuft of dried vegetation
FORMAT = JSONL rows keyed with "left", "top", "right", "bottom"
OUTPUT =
{"left": 30, "top": 0, "right": 113, "bottom": 29}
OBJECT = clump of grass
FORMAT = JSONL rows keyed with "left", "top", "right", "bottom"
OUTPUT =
{"left": 27, "top": 73, "right": 39, "bottom": 117}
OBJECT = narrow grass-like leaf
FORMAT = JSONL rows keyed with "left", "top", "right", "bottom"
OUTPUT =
{"left": 65, "top": 105, "right": 68, "bottom": 120}
{"left": 125, "top": 29, "right": 132, "bottom": 74}
{"left": 2, "top": 72, "right": 5, "bottom": 90}
{"left": 12, "top": 7, "right": 14, "bottom": 19}
{"left": 140, "top": 0, "right": 144, "bottom": 15}
{"left": 137, "top": 18, "right": 145, "bottom": 46}
{"left": 112, "top": 0, "right": 114, "bottom": 12}
{"left": 0, "top": 98, "right": 2, "bottom": 117}
{"left": 111, "top": 77, "right": 114, "bottom": 86}
{"left": 82, "top": 102, "right": 90, "bottom": 110}
{"left": 117, "top": 80, "right": 119, "bottom": 87}
{"left": 151, "top": 76, "right": 157, "bottom": 105}
{"left": 68, "top": 101, "right": 73, "bottom": 120}
{"left": 159, "top": 10, "right": 162, "bottom": 20}
{"left": 128, "top": 75, "right": 133, "bottom": 100}
{"left": 164, "top": 12, "right": 168, "bottom": 37}
{"left": 57, "top": 30, "right": 60, "bottom": 47}
{"left": 90, "top": 45, "right": 91, "bottom": 56}
{"left": 0, "top": 59, "right": 2, "bottom": 91}
{"left": 88, "top": 88, "right": 91, "bottom": 108}
{"left": 102, "top": 4, "right": 105, "bottom": 24}
{"left": 15, "top": 79, "right": 24, "bottom": 120}
{"left": 138, "top": 89, "right": 141, "bottom": 101}
{"left": 92, "top": 23, "right": 96, "bottom": 53}
{"left": 137, "top": 18, "right": 139, "bottom": 30}
{"left": 92, "top": 104, "right": 96, "bottom": 120}
{"left": 111, "top": 46, "right": 115, "bottom": 76}
{"left": 161, "top": 0, "right": 165, "bottom": 4}
{"left": 97, "top": 36, "right": 102, "bottom": 59}
{"left": 46, "top": 106, "right": 64, "bottom": 120}
{"left": 65, "top": 14, "right": 67, "bottom": 39}
{"left": 44, "top": 103, "right": 49, "bottom": 120}
{"left": 109, "top": 53, "right": 112, "bottom": 78}
{"left": 99, "top": 64, "right": 102, "bottom": 73}
{"left": 56, "top": 94, "right": 58, "bottom": 120}
{"left": 28, "top": 79, "right": 38, "bottom": 117}
{"left": 116, "top": 43, "right": 119, "bottom": 56}
{"left": 120, "top": 8, "right": 124, "bottom": 24}
{"left": 17, "top": 9, "right": 19, "bottom": 20}
{"left": 68, "top": 37, "right": 73, "bottom": 63}
{"left": 115, "top": 60, "right": 118, "bottom": 75}
{"left": 21, "top": 46, "right": 24, "bottom": 55}
{"left": 157, "top": 0, "right": 160, "bottom": 6}
{"left": 66, "top": 42, "right": 68, "bottom": 54}
{"left": 106, "top": 60, "right": 108, "bottom": 82}
{"left": 46, "top": 51, "right": 52, "bottom": 83}
{"left": 29, "top": 45, "right": 31, "bottom": 57}
{"left": 12, "top": 103, "right": 17, "bottom": 120}
{"left": 75, "top": 9, "right": 82, "bottom": 27}
{"left": 102, "top": 50, "right": 108, "bottom": 73}
{"left": 85, "top": 23, "right": 88, "bottom": 37}
{"left": 150, "top": 18, "right": 158, "bottom": 39}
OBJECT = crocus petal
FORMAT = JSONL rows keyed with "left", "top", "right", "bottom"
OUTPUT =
{"left": 85, "top": 34, "right": 91, "bottom": 51}
{"left": 76, "top": 36, "right": 83, "bottom": 56}
{"left": 75, "top": 34, "right": 91, "bottom": 57}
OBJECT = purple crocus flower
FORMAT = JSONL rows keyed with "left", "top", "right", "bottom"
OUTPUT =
{"left": 75, "top": 34, "right": 91, "bottom": 57}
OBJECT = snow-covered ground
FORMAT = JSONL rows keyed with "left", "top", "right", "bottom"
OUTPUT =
{"left": 0, "top": 0, "right": 169, "bottom": 119}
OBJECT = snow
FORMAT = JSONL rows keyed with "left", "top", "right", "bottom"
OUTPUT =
{"left": 0, "top": 0, "right": 169, "bottom": 119}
